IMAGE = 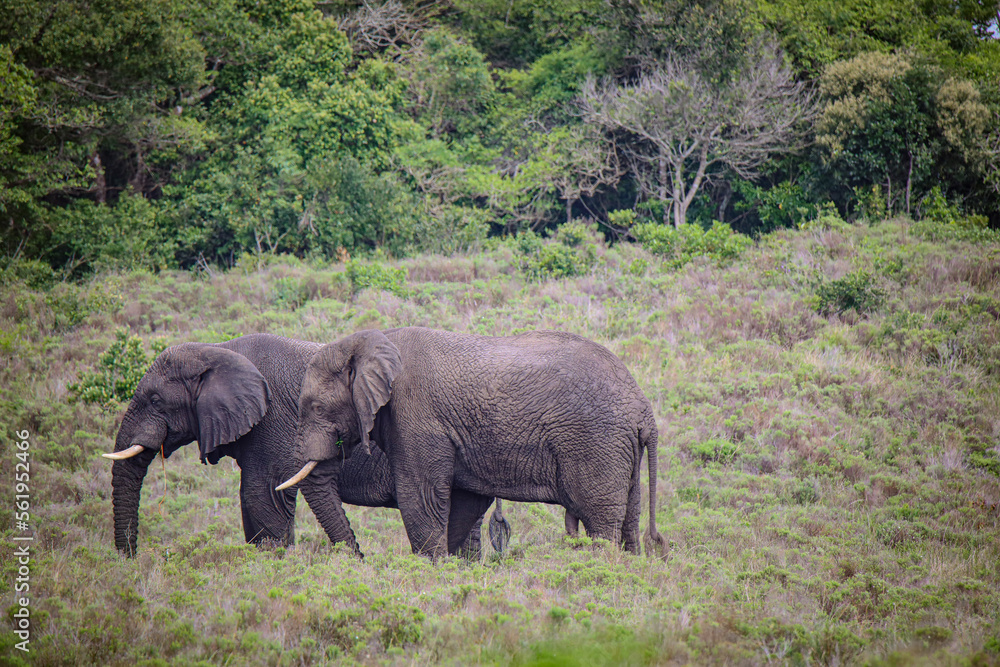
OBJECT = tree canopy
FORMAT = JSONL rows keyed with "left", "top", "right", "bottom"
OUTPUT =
{"left": 1, "top": 0, "right": 998, "bottom": 273}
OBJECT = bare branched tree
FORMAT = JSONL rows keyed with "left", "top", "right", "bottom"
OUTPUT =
{"left": 581, "top": 44, "right": 815, "bottom": 227}
{"left": 335, "top": 0, "right": 425, "bottom": 58}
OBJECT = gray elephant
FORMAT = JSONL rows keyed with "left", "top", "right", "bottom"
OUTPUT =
{"left": 104, "top": 333, "right": 507, "bottom": 557}
{"left": 278, "top": 327, "right": 665, "bottom": 559}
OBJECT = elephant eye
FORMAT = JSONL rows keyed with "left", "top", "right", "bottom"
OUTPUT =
{"left": 150, "top": 394, "right": 162, "bottom": 407}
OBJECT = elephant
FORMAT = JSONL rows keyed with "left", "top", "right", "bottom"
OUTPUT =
{"left": 104, "top": 333, "right": 508, "bottom": 558}
{"left": 278, "top": 327, "right": 666, "bottom": 559}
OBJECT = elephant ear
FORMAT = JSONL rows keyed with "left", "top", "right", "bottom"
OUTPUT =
{"left": 193, "top": 347, "right": 270, "bottom": 461}
{"left": 343, "top": 330, "right": 401, "bottom": 454}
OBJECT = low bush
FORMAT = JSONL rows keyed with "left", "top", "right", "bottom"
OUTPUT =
{"left": 814, "top": 270, "right": 886, "bottom": 316}
{"left": 345, "top": 261, "right": 409, "bottom": 297}
{"left": 631, "top": 220, "right": 751, "bottom": 268}
{"left": 69, "top": 330, "right": 157, "bottom": 408}
{"left": 512, "top": 221, "right": 599, "bottom": 280}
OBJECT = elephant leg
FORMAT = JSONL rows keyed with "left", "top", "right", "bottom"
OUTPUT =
{"left": 565, "top": 511, "right": 580, "bottom": 537}
{"left": 240, "top": 466, "right": 296, "bottom": 546}
{"left": 620, "top": 476, "right": 642, "bottom": 554}
{"left": 579, "top": 514, "right": 624, "bottom": 547}
{"left": 448, "top": 489, "right": 494, "bottom": 559}
{"left": 393, "top": 474, "right": 451, "bottom": 558}
{"left": 389, "top": 441, "right": 453, "bottom": 558}
{"left": 558, "top": 449, "right": 631, "bottom": 548}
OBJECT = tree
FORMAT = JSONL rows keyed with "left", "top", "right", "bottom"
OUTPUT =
{"left": 581, "top": 44, "right": 814, "bottom": 227}
{"left": 760, "top": 0, "right": 1000, "bottom": 78}
{"left": 533, "top": 125, "right": 625, "bottom": 223}
{"left": 816, "top": 52, "right": 997, "bottom": 216}
{"left": 0, "top": 0, "right": 215, "bottom": 263}
{"left": 174, "top": 9, "right": 408, "bottom": 263}
{"left": 404, "top": 28, "right": 496, "bottom": 138}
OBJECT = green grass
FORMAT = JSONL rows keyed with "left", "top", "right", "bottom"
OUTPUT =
{"left": 2, "top": 218, "right": 999, "bottom": 665}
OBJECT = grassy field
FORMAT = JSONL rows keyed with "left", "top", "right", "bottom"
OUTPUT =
{"left": 2, "top": 217, "right": 999, "bottom": 665}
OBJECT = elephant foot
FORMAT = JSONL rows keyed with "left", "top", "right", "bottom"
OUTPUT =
{"left": 564, "top": 511, "right": 580, "bottom": 537}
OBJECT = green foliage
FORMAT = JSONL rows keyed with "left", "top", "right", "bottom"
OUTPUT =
{"left": 504, "top": 39, "right": 609, "bottom": 120}
{"left": 214, "top": 16, "right": 402, "bottom": 168}
{"left": 69, "top": 329, "right": 151, "bottom": 407}
{"left": 524, "top": 244, "right": 586, "bottom": 280}
{"left": 816, "top": 52, "right": 997, "bottom": 217}
{"left": 760, "top": 0, "right": 1000, "bottom": 78}
{"left": 913, "top": 186, "right": 996, "bottom": 243}
{"left": 607, "top": 209, "right": 637, "bottom": 230}
{"left": 733, "top": 179, "right": 815, "bottom": 232}
{"left": 0, "top": 0, "right": 211, "bottom": 260}
{"left": 914, "top": 626, "right": 952, "bottom": 644}
{"left": 51, "top": 191, "right": 177, "bottom": 274}
{"left": 689, "top": 438, "right": 739, "bottom": 464}
{"left": 631, "top": 221, "right": 752, "bottom": 268}
{"left": 412, "top": 205, "right": 491, "bottom": 255}
{"left": 408, "top": 28, "right": 496, "bottom": 137}
{"left": 814, "top": 270, "right": 886, "bottom": 316}
{"left": 513, "top": 223, "right": 599, "bottom": 280}
{"left": 0, "top": 257, "right": 56, "bottom": 289}
{"left": 3, "top": 0, "right": 997, "bottom": 272}
{"left": 798, "top": 203, "right": 850, "bottom": 231}
{"left": 451, "top": 0, "right": 603, "bottom": 65}
{"left": 791, "top": 479, "right": 819, "bottom": 504}
{"left": 852, "top": 184, "right": 889, "bottom": 222}
{"left": 345, "top": 261, "right": 408, "bottom": 297}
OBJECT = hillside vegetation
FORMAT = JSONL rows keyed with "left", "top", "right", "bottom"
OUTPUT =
{"left": 2, "top": 216, "right": 999, "bottom": 665}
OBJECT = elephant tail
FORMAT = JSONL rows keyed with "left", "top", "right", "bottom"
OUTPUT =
{"left": 488, "top": 498, "right": 511, "bottom": 555}
{"left": 641, "top": 412, "right": 668, "bottom": 559}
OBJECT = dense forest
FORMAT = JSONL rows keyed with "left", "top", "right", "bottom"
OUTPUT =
{"left": 2, "top": 0, "right": 999, "bottom": 276}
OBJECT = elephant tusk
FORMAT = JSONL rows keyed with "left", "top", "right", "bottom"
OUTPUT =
{"left": 102, "top": 444, "right": 147, "bottom": 461}
{"left": 275, "top": 460, "right": 318, "bottom": 491}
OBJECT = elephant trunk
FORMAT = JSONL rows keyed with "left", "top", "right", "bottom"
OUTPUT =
{"left": 110, "top": 411, "right": 160, "bottom": 557}
{"left": 297, "top": 458, "right": 363, "bottom": 558}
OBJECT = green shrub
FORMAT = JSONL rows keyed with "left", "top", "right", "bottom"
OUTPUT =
{"left": 272, "top": 277, "right": 308, "bottom": 309}
{"left": 734, "top": 179, "right": 814, "bottom": 231}
{"left": 372, "top": 599, "right": 425, "bottom": 648}
{"left": 814, "top": 270, "right": 885, "bottom": 316}
{"left": 799, "top": 203, "right": 851, "bottom": 231}
{"left": 0, "top": 257, "right": 57, "bottom": 289}
{"left": 792, "top": 479, "right": 819, "bottom": 504}
{"left": 914, "top": 626, "right": 952, "bottom": 644}
{"left": 631, "top": 221, "right": 751, "bottom": 268}
{"left": 914, "top": 187, "right": 998, "bottom": 243}
{"left": 69, "top": 329, "right": 151, "bottom": 408}
{"left": 689, "top": 438, "right": 739, "bottom": 464}
{"left": 345, "top": 261, "right": 409, "bottom": 297}
{"left": 553, "top": 220, "right": 597, "bottom": 248}
{"left": 525, "top": 244, "right": 586, "bottom": 279}
{"left": 852, "top": 184, "right": 888, "bottom": 222}
{"left": 412, "top": 205, "right": 490, "bottom": 255}
{"left": 607, "top": 209, "right": 637, "bottom": 229}
{"left": 513, "top": 226, "right": 597, "bottom": 280}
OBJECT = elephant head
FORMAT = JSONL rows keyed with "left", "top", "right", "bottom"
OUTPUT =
{"left": 106, "top": 343, "right": 270, "bottom": 556}
{"left": 277, "top": 330, "right": 401, "bottom": 553}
